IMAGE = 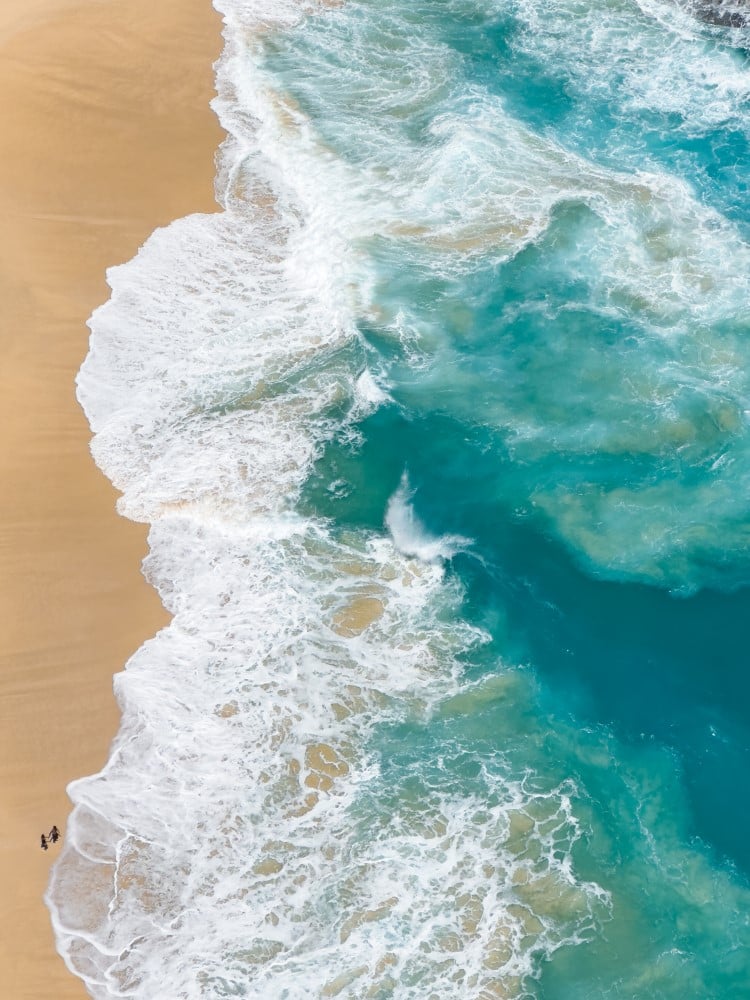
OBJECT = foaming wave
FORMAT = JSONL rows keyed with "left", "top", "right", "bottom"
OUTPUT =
{"left": 47, "top": 1, "right": 607, "bottom": 996}
{"left": 258, "top": 0, "right": 750, "bottom": 590}
{"left": 48, "top": 516, "right": 482, "bottom": 997}
{"left": 386, "top": 472, "right": 472, "bottom": 563}
{"left": 514, "top": 0, "right": 750, "bottom": 132}
{"left": 50, "top": 513, "right": 610, "bottom": 998}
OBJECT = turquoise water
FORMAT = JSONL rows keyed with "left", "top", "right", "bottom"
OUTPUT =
{"left": 49, "top": 0, "right": 750, "bottom": 996}
{"left": 285, "top": 0, "right": 750, "bottom": 992}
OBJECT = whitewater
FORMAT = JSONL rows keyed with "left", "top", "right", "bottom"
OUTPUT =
{"left": 48, "top": 0, "right": 750, "bottom": 997}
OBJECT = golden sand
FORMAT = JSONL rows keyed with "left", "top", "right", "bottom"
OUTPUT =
{"left": 0, "top": 1, "right": 223, "bottom": 995}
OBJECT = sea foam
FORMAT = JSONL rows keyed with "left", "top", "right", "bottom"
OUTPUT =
{"left": 46, "top": 1, "right": 608, "bottom": 996}
{"left": 269, "top": 0, "right": 750, "bottom": 591}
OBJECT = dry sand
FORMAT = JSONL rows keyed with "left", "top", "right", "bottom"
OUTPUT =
{"left": 0, "top": 1, "right": 223, "bottom": 996}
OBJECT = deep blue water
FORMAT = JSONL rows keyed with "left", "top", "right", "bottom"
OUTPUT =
{"left": 283, "top": 0, "right": 750, "bottom": 992}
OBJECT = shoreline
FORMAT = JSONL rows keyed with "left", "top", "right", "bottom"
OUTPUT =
{"left": 0, "top": 2, "right": 223, "bottom": 996}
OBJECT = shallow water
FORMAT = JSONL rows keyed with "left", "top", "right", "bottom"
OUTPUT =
{"left": 48, "top": 0, "right": 750, "bottom": 996}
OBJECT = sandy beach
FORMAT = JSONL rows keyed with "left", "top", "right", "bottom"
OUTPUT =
{"left": 0, "top": 2, "right": 222, "bottom": 996}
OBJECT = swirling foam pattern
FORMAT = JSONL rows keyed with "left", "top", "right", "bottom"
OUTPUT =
{"left": 48, "top": 1, "right": 750, "bottom": 997}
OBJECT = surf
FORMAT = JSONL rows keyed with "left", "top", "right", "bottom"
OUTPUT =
{"left": 47, "top": 0, "right": 750, "bottom": 997}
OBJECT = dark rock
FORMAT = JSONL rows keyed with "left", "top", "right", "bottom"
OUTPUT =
{"left": 690, "top": 0, "right": 748, "bottom": 28}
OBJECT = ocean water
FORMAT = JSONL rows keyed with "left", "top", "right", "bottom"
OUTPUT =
{"left": 46, "top": 0, "right": 750, "bottom": 996}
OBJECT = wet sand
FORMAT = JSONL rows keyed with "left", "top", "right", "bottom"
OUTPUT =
{"left": 0, "top": 1, "right": 223, "bottom": 996}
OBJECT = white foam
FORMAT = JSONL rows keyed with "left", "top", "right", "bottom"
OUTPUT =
{"left": 386, "top": 472, "right": 472, "bottom": 563}
{"left": 48, "top": 2, "right": 613, "bottom": 996}
{"left": 50, "top": 504, "right": 608, "bottom": 997}
{"left": 354, "top": 368, "right": 392, "bottom": 409}
{"left": 515, "top": 0, "right": 750, "bottom": 132}
{"left": 254, "top": 0, "right": 750, "bottom": 589}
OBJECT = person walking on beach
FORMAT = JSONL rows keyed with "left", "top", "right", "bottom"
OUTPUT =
{"left": 40, "top": 833, "right": 48, "bottom": 851}
{"left": 49, "top": 825, "right": 60, "bottom": 844}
